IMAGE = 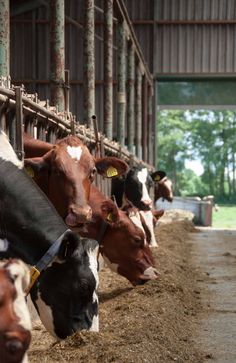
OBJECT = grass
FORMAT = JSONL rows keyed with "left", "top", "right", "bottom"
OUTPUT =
{"left": 212, "top": 204, "right": 236, "bottom": 228}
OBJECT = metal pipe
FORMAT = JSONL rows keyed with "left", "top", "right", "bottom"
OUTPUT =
{"left": 83, "top": 0, "right": 95, "bottom": 124}
{"left": 149, "top": 85, "right": 154, "bottom": 166}
{"left": 135, "top": 65, "right": 142, "bottom": 159}
{"left": 104, "top": 0, "right": 113, "bottom": 139}
{"left": 142, "top": 76, "right": 148, "bottom": 162}
{"left": 117, "top": 20, "right": 126, "bottom": 147}
{"left": 50, "top": 0, "right": 65, "bottom": 112}
{"left": 0, "top": 0, "right": 10, "bottom": 77}
{"left": 127, "top": 43, "right": 135, "bottom": 153}
{"left": 15, "top": 87, "right": 24, "bottom": 160}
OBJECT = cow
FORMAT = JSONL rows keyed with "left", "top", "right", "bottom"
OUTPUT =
{"left": 23, "top": 132, "right": 128, "bottom": 227}
{"left": 79, "top": 184, "right": 159, "bottom": 285}
{"left": 0, "top": 259, "right": 31, "bottom": 363}
{"left": 151, "top": 170, "right": 173, "bottom": 203}
{"left": 0, "top": 130, "right": 99, "bottom": 339}
{"left": 111, "top": 166, "right": 173, "bottom": 247}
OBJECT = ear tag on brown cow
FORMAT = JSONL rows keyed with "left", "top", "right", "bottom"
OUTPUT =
{"left": 106, "top": 212, "right": 113, "bottom": 222}
{"left": 155, "top": 175, "right": 161, "bottom": 181}
{"left": 106, "top": 166, "right": 118, "bottom": 178}
{"left": 25, "top": 166, "right": 34, "bottom": 178}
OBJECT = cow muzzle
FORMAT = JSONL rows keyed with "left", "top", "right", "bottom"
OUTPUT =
{"left": 65, "top": 205, "right": 93, "bottom": 226}
{"left": 133, "top": 267, "right": 160, "bottom": 285}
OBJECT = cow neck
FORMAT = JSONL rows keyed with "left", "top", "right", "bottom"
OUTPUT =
{"left": 97, "top": 220, "right": 109, "bottom": 246}
{"left": 0, "top": 159, "right": 67, "bottom": 265}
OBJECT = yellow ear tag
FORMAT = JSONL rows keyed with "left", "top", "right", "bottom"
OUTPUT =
{"left": 25, "top": 166, "right": 35, "bottom": 178}
{"left": 25, "top": 266, "right": 40, "bottom": 294}
{"left": 106, "top": 166, "right": 118, "bottom": 178}
{"left": 155, "top": 175, "right": 161, "bottom": 181}
{"left": 106, "top": 212, "right": 113, "bottom": 222}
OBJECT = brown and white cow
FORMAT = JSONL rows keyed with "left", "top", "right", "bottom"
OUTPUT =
{"left": 24, "top": 133, "right": 128, "bottom": 226}
{"left": 0, "top": 259, "right": 31, "bottom": 363}
{"left": 79, "top": 185, "right": 159, "bottom": 285}
{"left": 151, "top": 170, "right": 173, "bottom": 203}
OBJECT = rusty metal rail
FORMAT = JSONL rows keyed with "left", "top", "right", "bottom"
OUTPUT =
{"left": 0, "top": 80, "right": 153, "bottom": 170}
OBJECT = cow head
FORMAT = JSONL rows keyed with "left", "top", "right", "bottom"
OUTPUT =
{"left": 96, "top": 200, "right": 159, "bottom": 285}
{"left": 123, "top": 166, "right": 154, "bottom": 211}
{"left": 0, "top": 259, "right": 31, "bottom": 363}
{"left": 151, "top": 170, "right": 173, "bottom": 202}
{"left": 30, "top": 231, "right": 99, "bottom": 339}
{"left": 24, "top": 135, "right": 128, "bottom": 227}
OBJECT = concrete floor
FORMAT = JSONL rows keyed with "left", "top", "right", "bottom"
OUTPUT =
{"left": 189, "top": 228, "right": 236, "bottom": 363}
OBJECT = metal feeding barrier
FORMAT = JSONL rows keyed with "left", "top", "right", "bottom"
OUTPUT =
{"left": 0, "top": 78, "right": 153, "bottom": 195}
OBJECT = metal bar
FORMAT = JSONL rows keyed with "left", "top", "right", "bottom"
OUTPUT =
{"left": 142, "top": 76, "right": 148, "bottom": 162}
{"left": 135, "top": 65, "right": 142, "bottom": 159}
{"left": 117, "top": 20, "right": 126, "bottom": 147}
{"left": 50, "top": 0, "right": 65, "bottom": 112}
{"left": 114, "top": 0, "right": 152, "bottom": 85}
{"left": 156, "top": 20, "right": 236, "bottom": 25}
{"left": 15, "top": 87, "right": 24, "bottom": 160}
{"left": 64, "top": 69, "right": 70, "bottom": 113}
{"left": 127, "top": 43, "right": 135, "bottom": 153}
{"left": 104, "top": 0, "right": 113, "bottom": 139}
{"left": 147, "top": 85, "right": 153, "bottom": 165}
{"left": 83, "top": 0, "right": 95, "bottom": 124}
{"left": 0, "top": 0, "right": 10, "bottom": 77}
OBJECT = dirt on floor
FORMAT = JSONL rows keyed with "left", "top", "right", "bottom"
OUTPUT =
{"left": 28, "top": 210, "right": 206, "bottom": 363}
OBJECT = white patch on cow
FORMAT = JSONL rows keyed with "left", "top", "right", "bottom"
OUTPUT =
{"left": 67, "top": 145, "right": 83, "bottom": 161}
{"left": 137, "top": 168, "right": 152, "bottom": 204}
{"left": 6, "top": 260, "right": 32, "bottom": 331}
{"left": 143, "top": 266, "right": 158, "bottom": 278}
{"left": 102, "top": 255, "right": 119, "bottom": 273}
{"left": 87, "top": 245, "right": 99, "bottom": 332}
{"left": 140, "top": 210, "right": 158, "bottom": 247}
{"left": 128, "top": 210, "right": 148, "bottom": 245}
{"left": 0, "top": 131, "right": 23, "bottom": 168}
{"left": 0, "top": 238, "right": 9, "bottom": 251}
{"left": 34, "top": 294, "right": 57, "bottom": 338}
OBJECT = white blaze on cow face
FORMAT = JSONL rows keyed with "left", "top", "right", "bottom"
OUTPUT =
{"left": 0, "top": 131, "right": 23, "bottom": 169}
{"left": 34, "top": 294, "right": 56, "bottom": 338}
{"left": 87, "top": 245, "right": 99, "bottom": 332}
{"left": 140, "top": 210, "right": 158, "bottom": 248}
{"left": 6, "top": 260, "right": 32, "bottom": 331}
{"left": 67, "top": 145, "right": 83, "bottom": 161}
{"left": 128, "top": 210, "right": 148, "bottom": 245}
{"left": 137, "top": 168, "right": 152, "bottom": 205}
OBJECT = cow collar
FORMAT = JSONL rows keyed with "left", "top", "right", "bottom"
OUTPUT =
{"left": 97, "top": 220, "right": 109, "bottom": 249}
{"left": 26, "top": 229, "right": 70, "bottom": 295}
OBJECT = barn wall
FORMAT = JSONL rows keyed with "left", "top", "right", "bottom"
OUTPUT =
{"left": 124, "top": 0, "right": 236, "bottom": 75}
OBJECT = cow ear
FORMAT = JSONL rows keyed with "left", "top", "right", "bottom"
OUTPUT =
{"left": 57, "top": 231, "right": 81, "bottom": 260}
{"left": 151, "top": 170, "right": 166, "bottom": 182}
{"left": 152, "top": 209, "right": 165, "bottom": 220}
{"left": 101, "top": 200, "right": 119, "bottom": 224}
{"left": 24, "top": 157, "right": 49, "bottom": 177}
{"left": 95, "top": 157, "right": 129, "bottom": 178}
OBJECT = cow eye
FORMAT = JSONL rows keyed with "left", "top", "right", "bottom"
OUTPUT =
{"left": 134, "top": 237, "right": 144, "bottom": 246}
{"left": 89, "top": 167, "right": 97, "bottom": 181}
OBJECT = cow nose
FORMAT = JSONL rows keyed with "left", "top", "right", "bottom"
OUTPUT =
{"left": 143, "top": 200, "right": 152, "bottom": 205}
{"left": 6, "top": 339, "right": 24, "bottom": 354}
{"left": 66, "top": 205, "right": 93, "bottom": 226}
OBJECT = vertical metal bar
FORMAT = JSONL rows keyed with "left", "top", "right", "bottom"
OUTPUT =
{"left": 104, "top": 0, "right": 113, "bottom": 139}
{"left": 64, "top": 69, "right": 70, "bottom": 113}
{"left": 127, "top": 43, "right": 135, "bottom": 153}
{"left": 83, "top": 0, "right": 95, "bottom": 124}
{"left": 135, "top": 65, "right": 142, "bottom": 159}
{"left": 152, "top": 80, "right": 158, "bottom": 167}
{"left": 0, "top": 0, "right": 10, "bottom": 77}
{"left": 117, "top": 20, "right": 126, "bottom": 147}
{"left": 50, "top": 0, "right": 65, "bottom": 112}
{"left": 148, "top": 84, "right": 154, "bottom": 166}
{"left": 15, "top": 87, "right": 24, "bottom": 161}
{"left": 142, "top": 76, "right": 148, "bottom": 162}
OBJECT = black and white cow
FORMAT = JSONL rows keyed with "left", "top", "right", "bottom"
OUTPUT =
{"left": 111, "top": 166, "right": 171, "bottom": 247}
{"left": 0, "top": 130, "right": 99, "bottom": 339}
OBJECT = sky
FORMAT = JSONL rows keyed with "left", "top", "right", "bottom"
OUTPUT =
{"left": 185, "top": 160, "right": 204, "bottom": 176}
